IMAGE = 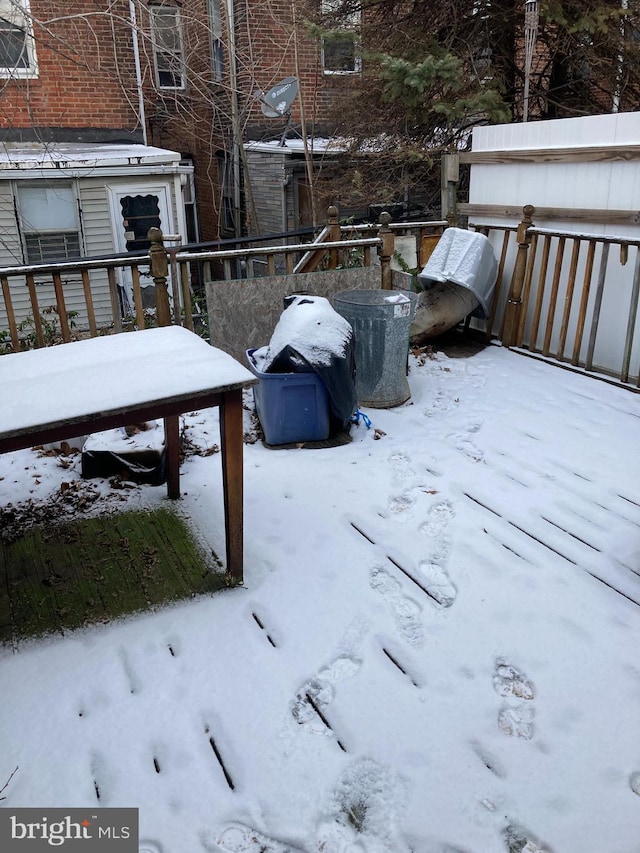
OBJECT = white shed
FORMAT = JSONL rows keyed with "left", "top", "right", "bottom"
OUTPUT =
{"left": 0, "top": 143, "right": 192, "bottom": 332}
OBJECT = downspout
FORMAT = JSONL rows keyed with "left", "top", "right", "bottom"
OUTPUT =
{"left": 612, "top": 0, "right": 628, "bottom": 113}
{"left": 290, "top": 0, "right": 316, "bottom": 226}
{"left": 224, "top": 0, "right": 243, "bottom": 237}
{"left": 282, "top": 166, "right": 290, "bottom": 233}
{"left": 129, "top": 0, "right": 148, "bottom": 145}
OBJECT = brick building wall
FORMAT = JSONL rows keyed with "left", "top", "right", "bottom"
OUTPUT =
{"left": 235, "top": 0, "right": 357, "bottom": 142}
{"left": 0, "top": 0, "right": 229, "bottom": 240}
{"left": 143, "top": 0, "right": 227, "bottom": 242}
{"left": 0, "top": 0, "right": 142, "bottom": 141}
{"left": 0, "top": 1, "right": 358, "bottom": 239}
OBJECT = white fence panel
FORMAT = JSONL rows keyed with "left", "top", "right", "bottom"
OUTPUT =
{"left": 465, "top": 111, "right": 640, "bottom": 381}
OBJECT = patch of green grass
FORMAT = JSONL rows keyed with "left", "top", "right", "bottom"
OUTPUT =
{"left": 0, "top": 506, "right": 226, "bottom": 645}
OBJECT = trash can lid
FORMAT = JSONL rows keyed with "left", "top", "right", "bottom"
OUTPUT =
{"left": 333, "top": 288, "right": 418, "bottom": 307}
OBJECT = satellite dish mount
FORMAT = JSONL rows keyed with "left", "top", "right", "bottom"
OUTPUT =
{"left": 255, "top": 76, "right": 300, "bottom": 146}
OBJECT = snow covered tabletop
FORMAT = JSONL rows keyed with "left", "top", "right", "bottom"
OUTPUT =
{"left": 0, "top": 326, "right": 256, "bottom": 439}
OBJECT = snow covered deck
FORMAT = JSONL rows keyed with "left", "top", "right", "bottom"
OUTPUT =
{"left": 1, "top": 340, "right": 640, "bottom": 852}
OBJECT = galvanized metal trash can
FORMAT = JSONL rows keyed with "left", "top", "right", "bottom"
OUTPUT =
{"left": 333, "top": 289, "right": 418, "bottom": 408}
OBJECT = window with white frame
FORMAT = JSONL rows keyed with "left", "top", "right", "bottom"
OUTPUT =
{"left": 0, "top": 0, "right": 37, "bottom": 78}
{"left": 209, "top": 0, "right": 224, "bottom": 83}
{"left": 150, "top": 5, "right": 186, "bottom": 89}
{"left": 321, "top": 0, "right": 361, "bottom": 75}
{"left": 16, "top": 183, "right": 82, "bottom": 264}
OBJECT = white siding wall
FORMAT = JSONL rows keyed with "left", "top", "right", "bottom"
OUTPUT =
{"left": 468, "top": 112, "right": 640, "bottom": 379}
{"left": 0, "top": 183, "right": 28, "bottom": 335}
{"left": 77, "top": 181, "right": 117, "bottom": 328}
{"left": 1, "top": 174, "right": 183, "bottom": 339}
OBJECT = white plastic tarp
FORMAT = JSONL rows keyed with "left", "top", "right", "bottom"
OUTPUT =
{"left": 418, "top": 227, "right": 498, "bottom": 319}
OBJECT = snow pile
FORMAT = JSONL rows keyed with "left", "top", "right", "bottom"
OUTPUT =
{"left": 262, "top": 295, "right": 353, "bottom": 371}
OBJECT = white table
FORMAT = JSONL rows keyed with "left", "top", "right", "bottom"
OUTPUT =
{"left": 0, "top": 326, "right": 256, "bottom": 582}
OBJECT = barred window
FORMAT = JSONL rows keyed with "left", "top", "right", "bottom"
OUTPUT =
{"left": 17, "top": 184, "right": 82, "bottom": 264}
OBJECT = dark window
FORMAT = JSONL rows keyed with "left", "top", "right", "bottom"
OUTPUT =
{"left": 323, "top": 32, "right": 358, "bottom": 73}
{"left": 0, "top": 0, "right": 36, "bottom": 75}
{"left": 24, "top": 232, "right": 81, "bottom": 263}
{"left": 120, "top": 195, "right": 161, "bottom": 252}
{"left": 320, "top": 1, "right": 361, "bottom": 74}
{"left": 0, "top": 19, "right": 28, "bottom": 68}
{"left": 209, "top": 0, "right": 224, "bottom": 82}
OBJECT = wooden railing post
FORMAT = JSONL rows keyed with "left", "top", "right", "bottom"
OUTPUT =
{"left": 501, "top": 204, "right": 535, "bottom": 347}
{"left": 327, "top": 205, "right": 340, "bottom": 269}
{"left": 442, "top": 153, "right": 460, "bottom": 227}
{"left": 148, "top": 227, "right": 171, "bottom": 327}
{"left": 378, "top": 211, "right": 394, "bottom": 290}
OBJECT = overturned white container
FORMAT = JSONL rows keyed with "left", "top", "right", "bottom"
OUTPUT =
{"left": 411, "top": 228, "right": 498, "bottom": 343}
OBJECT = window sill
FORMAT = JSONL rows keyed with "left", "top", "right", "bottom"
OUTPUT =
{"left": 0, "top": 69, "right": 39, "bottom": 79}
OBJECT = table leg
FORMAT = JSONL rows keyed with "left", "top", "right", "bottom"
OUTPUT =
{"left": 164, "top": 414, "right": 180, "bottom": 499}
{"left": 220, "top": 388, "right": 244, "bottom": 584}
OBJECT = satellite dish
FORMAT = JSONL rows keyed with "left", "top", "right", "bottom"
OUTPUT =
{"left": 259, "top": 77, "right": 298, "bottom": 118}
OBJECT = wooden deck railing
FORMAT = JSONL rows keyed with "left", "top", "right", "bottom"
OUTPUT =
{"left": 469, "top": 206, "right": 640, "bottom": 388}
{"left": 0, "top": 211, "right": 446, "bottom": 354}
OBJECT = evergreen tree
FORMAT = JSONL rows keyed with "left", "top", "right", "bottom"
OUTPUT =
{"left": 305, "top": 0, "right": 640, "bottom": 212}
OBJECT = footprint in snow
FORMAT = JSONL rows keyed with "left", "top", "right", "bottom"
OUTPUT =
{"left": 465, "top": 368, "right": 488, "bottom": 389}
{"left": 494, "top": 662, "right": 535, "bottom": 700}
{"left": 318, "top": 655, "right": 361, "bottom": 684}
{"left": 454, "top": 437, "right": 485, "bottom": 463}
{"left": 430, "top": 499, "right": 456, "bottom": 520}
{"left": 417, "top": 498, "right": 457, "bottom": 607}
{"left": 498, "top": 704, "right": 535, "bottom": 740}
{"left": 423, "top": 390, "right": 457, "bottom": 417}
{"left": 419, "top": 500, "right": 455, "bottom": 537}
{"left": 448, "top": 421, "right": 486, "bottom": 463}
{"left": 370, "top": 566, "right": 424, "bottom": 646}
{"left": 291, "top": 655, "right": 362, "bottom": 733}
{"left": 503, "top": 823, "right": 550, "bottom": 853}
{"left": 429, "top": 534, "right": 452, "bottom": 564}
{"left": 388, "top": 492, "right": 416, "bottom": 517}
{"left": 388, "top": 451, "right": 415, "bottom": 485}
{"left": 494, "top": 661, "right": 536, "bottom": 740}
{"left": 418, "top": 561, "right": 457, "bottom": 607}
{"left": 213, "top": 823, "right": 304, "bottom": 852}
{"left": 317, "top": 758, "right": 407, "bottom": 852}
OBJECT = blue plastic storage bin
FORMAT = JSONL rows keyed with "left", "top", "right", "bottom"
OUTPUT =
{"left": 246, "top": 349, "right": 331, "bottom": 445}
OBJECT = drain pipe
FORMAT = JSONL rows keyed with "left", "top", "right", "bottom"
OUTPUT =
{"left": 224, "top": 0, "right": 242, "bottom": 236}
{"left": 129, "top": 0, "right": 148, "bottom": 145}
{"left": 612, "top": 0, "right": 628, "bottom": 112}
